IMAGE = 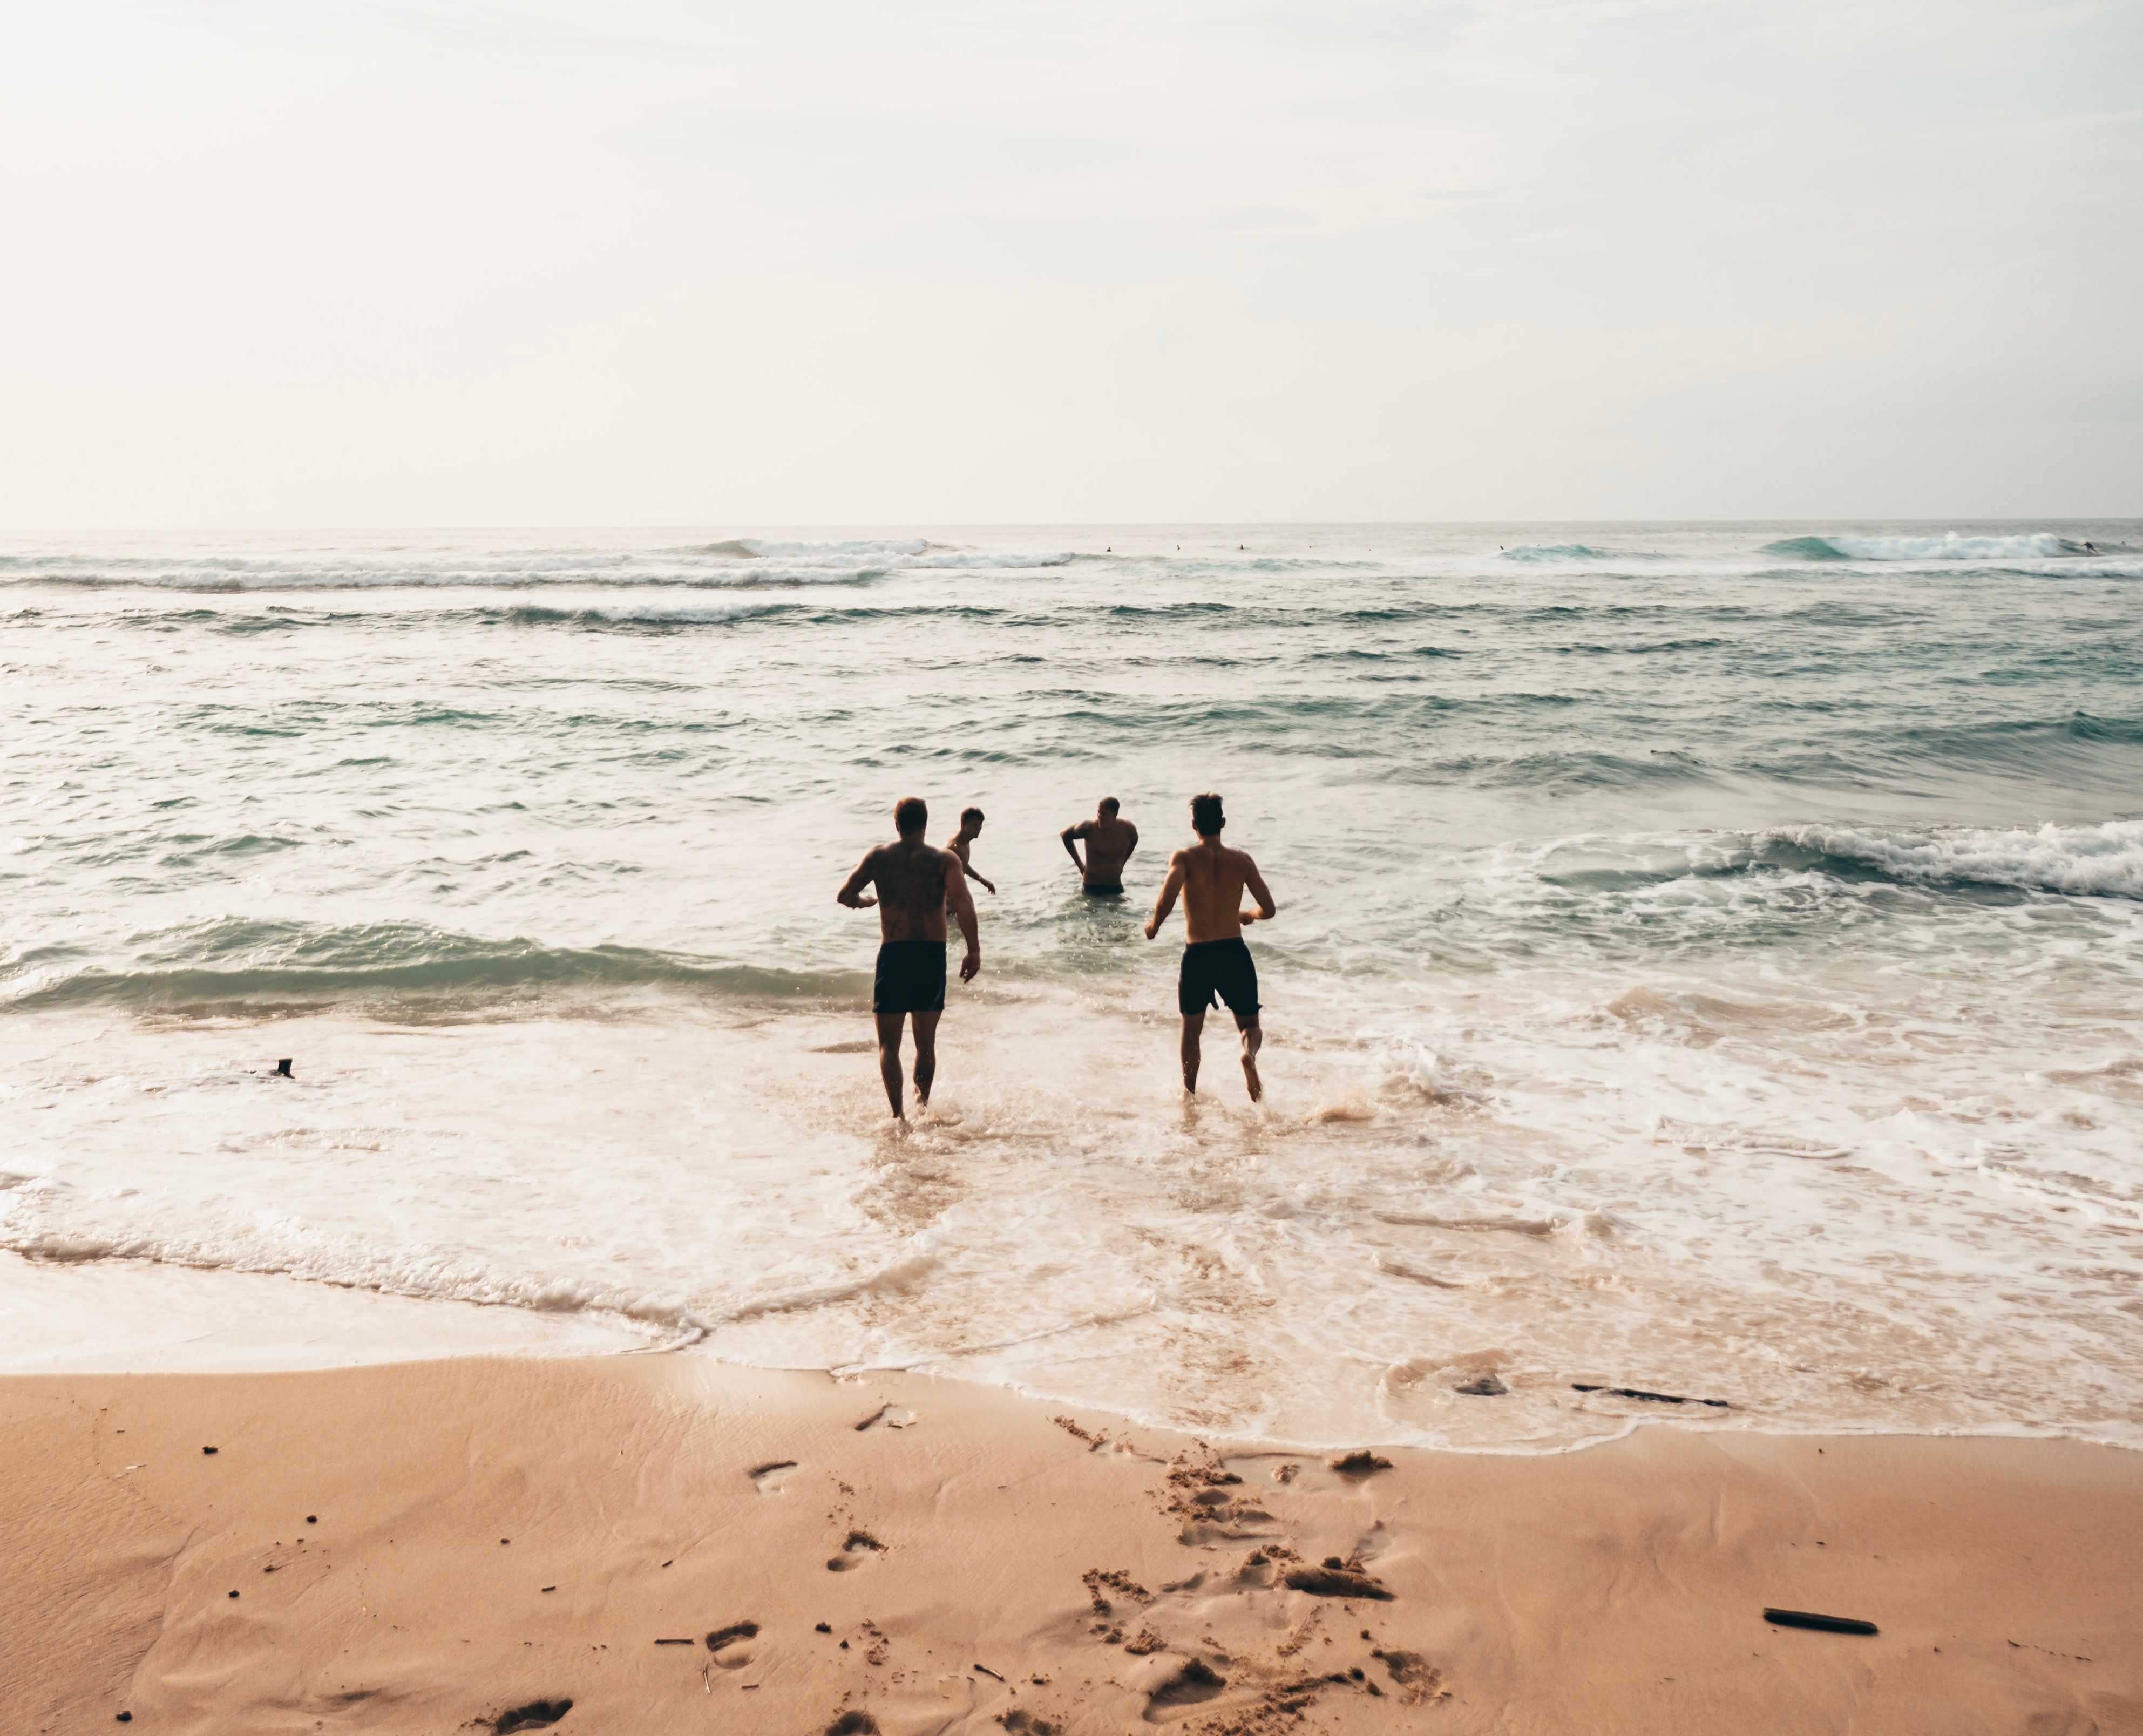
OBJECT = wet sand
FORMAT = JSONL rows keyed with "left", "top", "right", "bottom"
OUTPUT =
{"left": 5, "top": 1354, "right": 2138, "bottom": 1734}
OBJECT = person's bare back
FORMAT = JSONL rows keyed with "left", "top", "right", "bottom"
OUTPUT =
{"left": 858, "top": 838, "right": 960, "bottom": 941}
{"left": 1062, "top": 797, "right": 1138, "bottom": 892}
{"left": 837, "top": 797, "right": 981, "bottom": 1120}
{"left": 1143, "top": 792, "right": 1276, "bottom": 1101}
{"left": 1172, "top": 839, "right": 1269, "bottom": 942}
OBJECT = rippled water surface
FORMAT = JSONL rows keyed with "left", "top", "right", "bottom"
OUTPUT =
{"left": 3, "top": 523, "right": 2139, "bottom": 1448}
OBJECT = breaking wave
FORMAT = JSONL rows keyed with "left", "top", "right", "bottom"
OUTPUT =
{"left": 1523, "top": 820, "right": 2143, "bottom": 908}
{"left": 0, "top": 536, "right": 1076, "bottom": 592}
{"left": 0, "top": 919, "right": 867, "bottom": 1013}
{"left": 1497, "top": 543, "right": 1605, "bottom": 561}
{"left": 1762, "top": 532, "right": 2093, "bottom": 562}
{"left": 1763, "top": 818, "right": 2143, "bottom": 900}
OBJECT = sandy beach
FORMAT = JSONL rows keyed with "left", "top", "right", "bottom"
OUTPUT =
{"left": 6, "top": 1352, "right": 2137, "bottom": 1734}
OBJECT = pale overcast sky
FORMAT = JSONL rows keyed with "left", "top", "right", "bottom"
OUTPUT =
{"left": 3, "top": 0, "right": 2136, "bottom": 525}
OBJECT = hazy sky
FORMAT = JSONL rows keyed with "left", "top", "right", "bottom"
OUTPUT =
{"left": 4, "top": 0, "right": 2137, "bottom": 525}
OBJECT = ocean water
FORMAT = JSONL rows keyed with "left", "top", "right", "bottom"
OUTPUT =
{"left": 3, "top": 523, "right": 2140, "bottom": 1450}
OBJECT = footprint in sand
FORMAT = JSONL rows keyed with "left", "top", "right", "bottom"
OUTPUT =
{"left": 826, "top": 1529, "right": 884, "bottom": 1571}
{"left": 490, "top": 1699, "right": 572, "bottom": 1733}
{"left": 824, "top": 1713, "right": 879, "bottom": 1735}
{"left": 1142, "top": 1658, "right": 1228, "bottom": 1723}
{"left": 750, "top": 1460, "right": 797, "bottom": 1495}
{"left": 706, "top": 1620, "right": 759, "bottom": 1669}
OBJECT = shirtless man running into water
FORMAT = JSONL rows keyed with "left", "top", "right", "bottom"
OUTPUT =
{"left": 838, "top": 796, "right": 981, "bottom": 1120}
{"left": 1062, "top": 797, "right": 1138, "bottom": 893}
{"left": 1144, "top": 792, "right": 1277, "bottom": 1101}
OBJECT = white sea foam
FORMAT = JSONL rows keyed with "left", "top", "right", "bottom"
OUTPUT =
{"left": 0, "top": 534, "right": 1076, "bottom": 591}
{"left": 1777, "top": 819, "right": 2143, "bottom": 899}
{"left": 1821, "top": 532, "right": 2076, "bottom": 561}
{"left": 4, "top": 964, "right": 2140, "bottom": 1452}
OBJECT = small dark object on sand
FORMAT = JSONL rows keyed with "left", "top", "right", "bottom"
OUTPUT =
{"left": 1454, "top": 1375, "right": 1508, "bottom": 1396}
{"left": 1328, "top": 1450, "right": 1392, "bottom": 1477}
{"left": 493, "top": 1700, "right": 573, "bottom": 1733}
{"left": 202, "top": 1446, "right": 218, "bottom": 1455}
{"left": 1572, "top": 1384, "right": 1728, "bottom": 1408}
{"left": 974, "top": 1663, "right": 1005, "bottom": 1680}
{"left": 707, "top": 1621, "right": 759, "bottom": 1651}
{"left": 276, "top": 1059, "right": 293, "bottom": 1077}
{"left": 1764, "top": 1608, "right": 1877, "bottom": 1636}
{"left": 116, "top": 1715, "right": 132, "bottom": 1724}
{"left": 540, "top": 1585, "right": 556, "bottom": 1593}
{"left": 306, "top": 1515, "right": 317, "bottom": 1523}
{"left": 816, "top": 1622, "right": 832, "bottom": 1633}
{"left": 227, "top": 1590, "right": 239, "bottom": 1599}
{"left": 653, "top": 1637, "right": 695, "bottom": 1645}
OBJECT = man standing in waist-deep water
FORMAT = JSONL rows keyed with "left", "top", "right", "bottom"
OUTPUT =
{"left": 1144, "top": 792, "right": 1276, "bottom": 1101}
{"left": 1061, "top": 796, "right": 1138, "bottom": 893}
{"left": 838, "top": 797, "right": 981, "bottom": 1120}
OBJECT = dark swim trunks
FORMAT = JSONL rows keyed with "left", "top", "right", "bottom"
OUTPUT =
{"left": 873, "top": 941, "right": 947, "bottom": 1015}
{"left": 1178, "top": 937, "right": 1259, "bottom": 1021}
{"left": 1082, "top": 883, "right": 1124, "bottom": 896}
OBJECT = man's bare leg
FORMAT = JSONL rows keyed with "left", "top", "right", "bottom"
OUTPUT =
{"left": 1180, "top": 1012, "right": 1204, "bottom": 1095}
{"left": 911, "top": 1009, "right": 941, "bottom": 1108}
{"left": 1238, "top": 1018, "right": 1263, "bottom": 1103}
{"left": 874, "top": 1012, "right": 907, "bottom": 1118}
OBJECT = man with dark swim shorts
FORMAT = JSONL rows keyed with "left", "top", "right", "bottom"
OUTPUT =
{"left": 1061, "top": 796, "right": 1138, "bottom": 894}
{"left": 837, "top": 796, "right": 981, "bottom": 1120}
{"left": 1144, "top": 791, "right": 1277, "bottom": 1101}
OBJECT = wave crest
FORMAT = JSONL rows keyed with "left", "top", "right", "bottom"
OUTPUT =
{"left": 1765, "top": 819, "right": 2143, "bottom": 900}
{"left": 1, "top": 919, "right": 869, "bottom": 1013}
{"left": 1762, "top": 532, "right": 2091, "bottom": 562}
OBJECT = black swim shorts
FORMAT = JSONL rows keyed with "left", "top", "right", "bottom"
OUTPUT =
{"left": 1178, "top": 937, "right": 1259, "bottom": 1021}
{"left": 873, "top": 940, "right": 947, "bottom": 1015}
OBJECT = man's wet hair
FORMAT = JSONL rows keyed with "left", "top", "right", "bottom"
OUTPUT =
{"left": 1099, "top": 796, "right": 1121, "bottom": 817}
{"left": 961, "top": 806, "right": 984, "bottom": 826}
{"left": 1190, "top": 792, "right": 1224, "bottom": 836}
{"left": 894, "top": 796, "right": 928, "bottom": 836}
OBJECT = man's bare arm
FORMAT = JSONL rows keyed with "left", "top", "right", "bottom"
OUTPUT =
{"left": 946, "top": 854, "right": 982, "bottom": 979}
{"left": 1143, "top": 855, "right": 1186, "bottom": 940}
{"left": 1060, "top": 823, "right": 1086, "bottom": 872}
{"left": 1240, "top": 854, "right": 1277, "bottom": 924}
{"left": 962, "top": 859, "right": 995, "bottom": 894}
{"left": 1122, "top": 823, "right": 1139, "bottom": 865}
{"left": 837, "top": 851, "right": 879, "bottom": 908}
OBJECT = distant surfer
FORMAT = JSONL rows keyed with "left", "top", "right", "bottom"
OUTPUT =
{"left": 1144, "top": 792, "right": 1276, "bottom": 1101}
{"left": 945, "top": 806, "right": 995, "bottom": 901}
{"left": 838, "top": 797, "right": 981, "bottom": 1120}
{"left": 1061, "top": 797, "right": 1138, "bottom": 894}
